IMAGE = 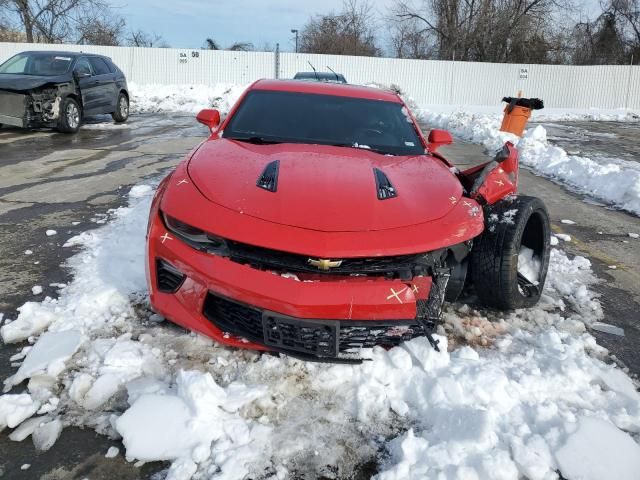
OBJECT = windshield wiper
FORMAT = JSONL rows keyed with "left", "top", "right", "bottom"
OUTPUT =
{"left": 226, "top": 136, "right": 283, "bottom": 145}
{"left": 331, "top": 143, "right": 395, "bottom": 156}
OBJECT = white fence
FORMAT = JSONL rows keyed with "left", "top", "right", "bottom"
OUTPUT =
{"left": 2, "top": 42, "right": 639, "bottom": 110}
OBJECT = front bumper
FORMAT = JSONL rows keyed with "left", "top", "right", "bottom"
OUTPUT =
{"left": 0, "top": 91, "right": 28, "bottom": 127}
{"left": 147, "top": 212, "right": 439, "bottom": 361}
{"left": 0, "top": 113, "right": 26, "bottom": 127}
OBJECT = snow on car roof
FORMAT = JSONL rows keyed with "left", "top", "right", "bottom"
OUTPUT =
{"left": 251, "top": 79, "right": 402, "bottom": 103}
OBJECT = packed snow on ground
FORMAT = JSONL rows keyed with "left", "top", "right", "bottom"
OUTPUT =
{"left": 0, "top": 183, "right": 639, "bottom": 479}
{"left": 422, "top": 107, "right": 640, "bottom": 216}
{"left": 556, "top": 416, "right": 640, "bottom": 480}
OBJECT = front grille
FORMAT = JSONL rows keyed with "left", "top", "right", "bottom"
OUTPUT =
{"left": 202, "top": 293, "right": 263, "bottom": 342}
{"left": 339, "top": 324, "right": 423, "bottom": 351}
{"left": 162, "top": 212, "right": 468, "bottom": 278}
{"left": 156, "top": 259, "right": 186, "bottom": 293}
{"left": 202, "top": 293, "right": 425, "bottom": 359}
{"left": 263, "top": 313, "right": 338, "bottom": 357}
{"left": 226, "top": 240, "right": 443, "bottom": 277}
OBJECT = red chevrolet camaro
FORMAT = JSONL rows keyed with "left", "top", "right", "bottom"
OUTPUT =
{"left": 146, "top": 79, "right": 551, "bottom": 362}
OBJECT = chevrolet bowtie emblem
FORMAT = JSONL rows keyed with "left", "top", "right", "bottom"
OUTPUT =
{"left": 307, "top": 258, "right": 343, "bottom": 270}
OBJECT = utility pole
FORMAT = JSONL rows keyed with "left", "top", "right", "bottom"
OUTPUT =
{"left": 274, "top": 43, "right": 280, "bottom": 79}
{"left": 291, "top": 29, "right": 299, "bottom": 53}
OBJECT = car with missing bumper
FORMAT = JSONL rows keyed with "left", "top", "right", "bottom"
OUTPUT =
{"left": 146, "top": 79, "right": 551, "bottom": 362}
{"left": 0, "top": 50, "right": 129, "bottom": 133}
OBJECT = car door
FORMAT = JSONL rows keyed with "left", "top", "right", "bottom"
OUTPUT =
{"left": 73, "top": 57, "right": 101, "bottom": 114}
{"left": 88, "top": 57, "right": 117, "bottom": 113}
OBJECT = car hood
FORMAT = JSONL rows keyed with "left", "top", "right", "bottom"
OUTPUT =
{"left": 0, "top": 74, "right": 72, "bottom": 92}
{"left": 187, "top": 139, "right": 463, "bottom": 232}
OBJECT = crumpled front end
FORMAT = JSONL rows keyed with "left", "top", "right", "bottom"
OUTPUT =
{"left": 0, "top": 86, "right": 67, "bottom": 128}
{"left": 146, "top": 165, "right": 480, "bottom": 362}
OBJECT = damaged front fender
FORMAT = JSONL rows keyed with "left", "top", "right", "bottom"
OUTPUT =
{"left": 462, "top": 142, "right": 519, "bottom": 205}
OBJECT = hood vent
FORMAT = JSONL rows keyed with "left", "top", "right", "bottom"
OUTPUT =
{"left": 373, "top": 168, "right": 397, "bottom": 200}
{"left": 257, "top": 160, "right": 280, "bottom": 192}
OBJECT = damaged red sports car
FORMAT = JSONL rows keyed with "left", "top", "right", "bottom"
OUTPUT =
{"left": 146, "top": 79, "right": 551, "bottom": 362}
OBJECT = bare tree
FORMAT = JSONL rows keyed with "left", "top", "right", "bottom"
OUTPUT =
{"left": 126, "top": 29, "right": 169, "bottom": 48}
{"left": 387, "top": 8, "right": 434, "bottom": 58}
{"left": 76, "top": 10, "right": 124, "bottom": 45}
{"left": 204, "top": 37, "right": 219, "bottom": 50}
{"left": 299, "top": 0, "right": 380, "bottom": 56}
{"left": 569, "top": 2, "right": 633, "bottom": 64}
{"left": 228, "top": 41, "right": 253, "bottom": 51}
{"left": 203, "top": 38, "right": 253, "bottom": 51}
{"left": 611, "top": 0, "right": 640, "bottom": 59}
{"left": 1, "top": 0, "right": 113, "bottom": 43}
{"left": 393, "top": 0, "right": 569, "bottom": 63}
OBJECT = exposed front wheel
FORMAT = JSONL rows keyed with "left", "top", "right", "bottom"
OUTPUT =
{"left": 112, "top": 92, "right": 129, "bottom": 123}
{"left": 470, "top": 195, "right": 551, "bottom": 310}
{"left": 58, "top": 97, "right": 82, "bottom": 133}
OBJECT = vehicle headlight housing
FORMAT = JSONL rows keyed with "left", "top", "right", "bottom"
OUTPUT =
{"left": 162, "top": 213, "right": 226, "bottom": 250}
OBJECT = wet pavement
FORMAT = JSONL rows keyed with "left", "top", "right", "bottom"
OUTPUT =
{"left": 532, "top": 120, "right": 640, "bottom": 164}
{"left": 0, "top": 115, "right": 639, "bottom": 478}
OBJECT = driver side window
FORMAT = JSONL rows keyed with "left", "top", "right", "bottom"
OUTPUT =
{"left": 74, "top": 58, "right": 92, "bottom": 76}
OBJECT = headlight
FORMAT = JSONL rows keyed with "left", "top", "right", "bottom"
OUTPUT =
{"left": 162, "top": 213, "right": 226, "bottom": 250}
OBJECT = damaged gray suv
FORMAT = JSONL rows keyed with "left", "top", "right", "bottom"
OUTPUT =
{"left": 0, "top": 51, "right": 129, "bottom": 133}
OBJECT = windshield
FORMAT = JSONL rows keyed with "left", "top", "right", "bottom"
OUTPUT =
{"left": 222, "top": 90, "right": 424, "bottom": 156}
{"left": 0, "top": 52, "right": 73, "bottom": 76}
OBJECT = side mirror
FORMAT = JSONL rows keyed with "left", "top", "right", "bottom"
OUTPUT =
{"left": 428, "top": 129, "right": 453, "bottom": 151}
{"left": 196, "top": 109, "right": 221, "bottom": 131}
{"left": 73, "top": 71, "right": 91, "bottom": 79}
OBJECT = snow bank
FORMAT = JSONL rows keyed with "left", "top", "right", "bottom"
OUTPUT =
{"left": 421, "top": 108, "right": 640, "bottom": 216}
{"left": 422, "top": 104, "right": 640, "bottom": 123}
{"left": 0, "top": 180, "right": 638, "bottom": 478}
{"left": 129, "top": 83, "right": 247, "bottom": 116}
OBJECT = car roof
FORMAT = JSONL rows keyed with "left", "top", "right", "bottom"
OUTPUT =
{"left": 294, "top": 71, "right": 346, "bottom": 79}
{"left": 251, "top": 79, "right": 402, "bottom": 103}
{"left": 20, "top": 51, "right": 108, "bottom": 59}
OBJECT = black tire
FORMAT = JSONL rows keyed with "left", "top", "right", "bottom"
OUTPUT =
{"left": 112, "top": 92, "right": 129, "bottom": 123}
{"left": 470, "top": 195, "right": 551, "bottom": 310}
{"left": 58, "top": 97, "right": 82, "bottom": 133}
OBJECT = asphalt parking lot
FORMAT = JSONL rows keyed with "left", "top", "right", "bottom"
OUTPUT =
{"left": 1, "top": 114, "right": 640, "bottom": 478}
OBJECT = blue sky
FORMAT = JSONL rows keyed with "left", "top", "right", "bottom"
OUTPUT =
{"left": 112, "top": 0, "right": 395, "bottom": 51}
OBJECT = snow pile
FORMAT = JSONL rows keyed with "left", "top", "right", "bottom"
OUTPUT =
{"left": 422, "top": 105, "right": 640, "bottom": 123}
{"left": 116, "top": 370, "right": 270, "bottom": 479}
{"left": 4, "top": 330, "right": 82, "bottom": 389}
{"left": 0, "top": 183, "right": 639, "bottom": 479}
{"left": 129, "top": 83, "right": 247, "bottom": 116}
{"left": 519, "top": 126, "right": 640, "bottom": 216}
{"left": 534, "top": 108, "right": 640, "bottom": 122}
{"left": 556, "top": 416, "right": 640, "bottom": 480}
{"left": 422, "top": 108, "right": 640, "bottom": 216}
